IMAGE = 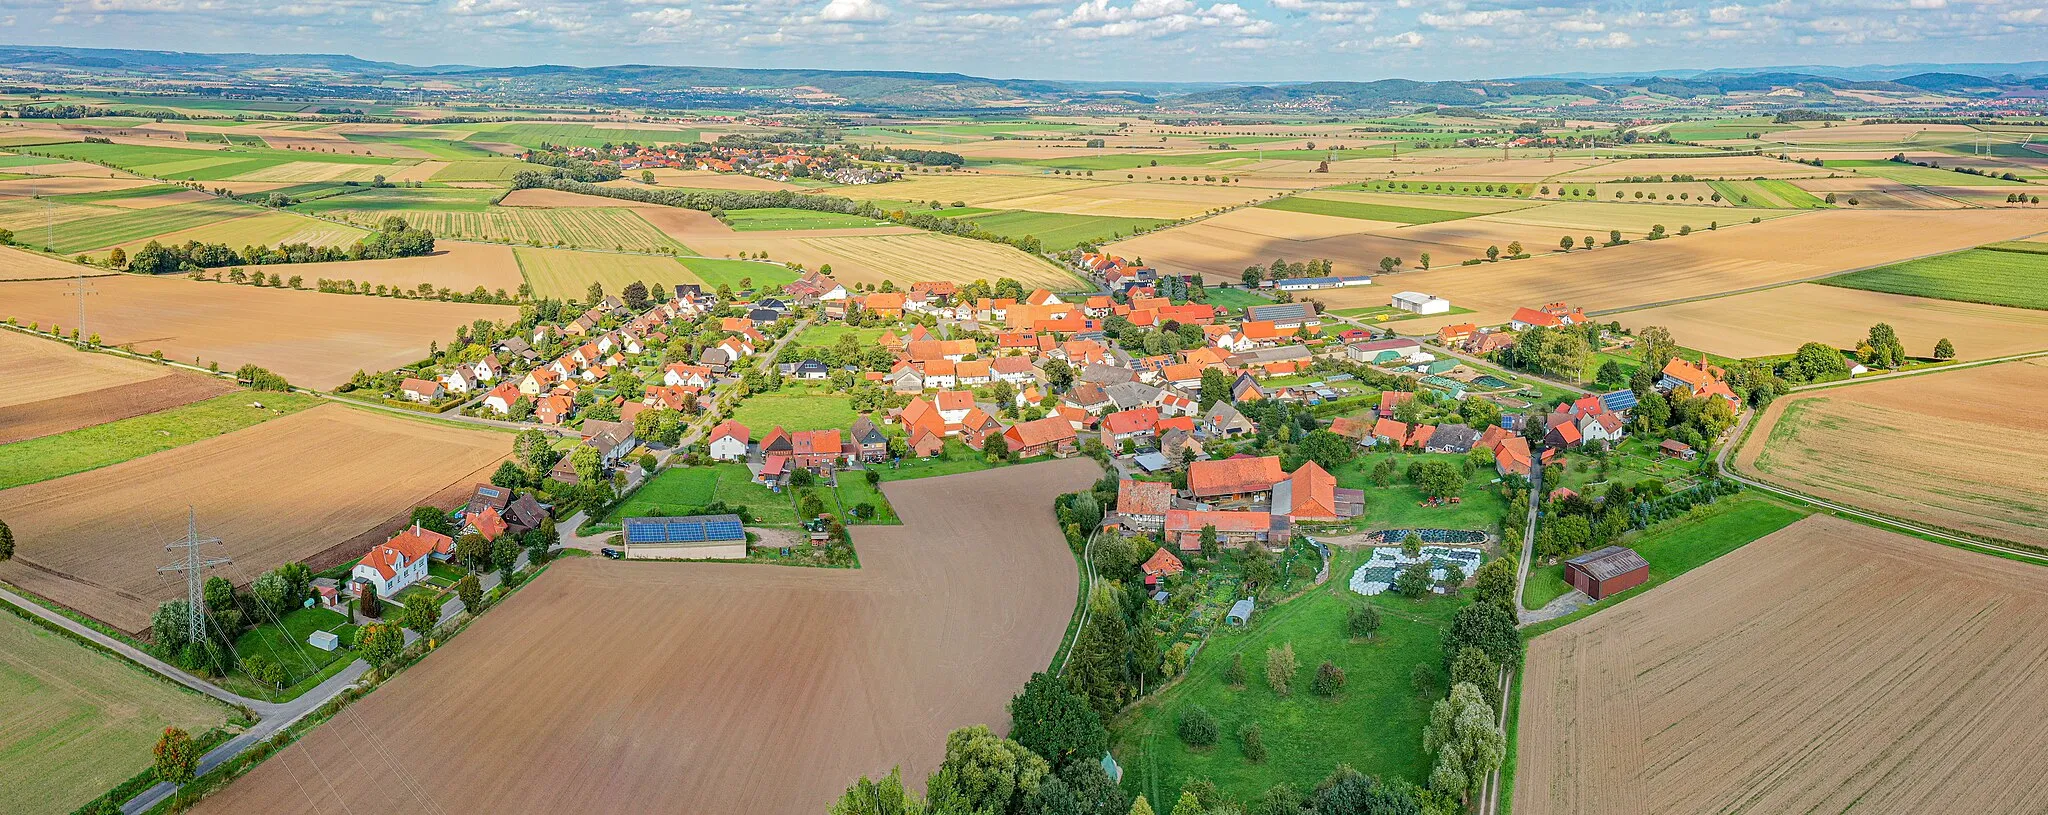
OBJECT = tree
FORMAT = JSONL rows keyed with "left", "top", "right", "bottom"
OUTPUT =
{"left": 1311, "top": 661, "right": 1347, "bottom": 696}
{"left": 409, "top": 506, "right": 454, "bottom": 536}
{"left": 1485, "top": 245, "right": 1500, "bottom": 262}
{"left": 1789, "top": 342, "right": 1849, "bottom": 382}
{"left": 1401, "top": 531, "right": 1423, "bottom": 558}
{"left": 1419, "top": 252, "right": 1430, "bottom": 270}
{"left": 1861, "top": 322, "right": 1906, "bottom": 368}
{"left": 1444, "top": 601, "right": 1521, "bottom": 669}
{"left": 491, "top": 459, "right": 528, "bottom": 489}
{"left": 1008, "top": 672, "right": 1108, "bottom": 770}
{"left": 454, "top": 532, "right": 493, "bottom": 572}
{"left": 622, "top": 280, "right": 650, "bottom": 310}
{"left": 935, "top": 725, "right": 1050, "bottom": 815}
{"left": 245, "top": 653, "right": 287, "bottom": 689}
{"left": 1450, "top": 646, "right": 1498, "bottom": 690}
{"left": 1472, "top": 557, "right": 1517, "bottom": 609}
{"left": 1170, "top": 792, "right": 1204, "bottom": 815}
{"left": 1265, "top": 643, "right": 1298, "bottom": 696}
{"left": 1506, "top": 241, "right": 1523, "bottom": 257}
{"left": 1934, "top": 337, "right": 1955, "bottom": 360}
{"left": 1393, "top": 561, "right": 1434, "bottom": 598}
{"left": 1177, "top": 705, "right": 1219, "bottom": 746}
{"left": 357, "top": 622, "right": 403, "bottom": 666}
{"left": 1199, "top": 524, "right": 1220, "bottom": 561}
{"left": 831, "top": 767, "right": 923, "bottom": 815}
{"left": 0, "top": 518, "right": 11, "bottom": 562}
{"left": 1128, "top": 797, "right": 1155, "bottom": 815}
{"left": 1198, "top": 368, "right": 1231, "bottom": 410}
{"left": 1559, "top": 235, "right": 1574, "bottom": 252}
{"left": 1371, "top": 457, "right": 1398, "bottom": 487}
{"left": 153, "top": 727, "right": 199, "bottom": 784}
{"left": 1423, "top": 682, "right": 1505, "bottom": 804}
{"left": 455, "top": 573, "right": 483, "bottom": 614}
{"left": 586, "top": 280, "right": 605, "bottom": 306}
{"left": 1347, "top": 604, "right": 1382, "bottom": 639}
{"left": 984, "top": 430, "right": 1012, "bottom": 462}
{"left": 250, "top": 571, "right": 291, "bottom": 615}
{"left": 1636, "top": 325, "right": 1678, "bottom": 371}
{"left": 1224, "top": 652, "right": 1248, "bottom": 687}
{"left": 404, "top": 592, "right": 441, "bottom": 636}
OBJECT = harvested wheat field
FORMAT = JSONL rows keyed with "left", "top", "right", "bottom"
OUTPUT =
{"left": 0, "top": 404, "right": 507, "bottom": 635}
{"left": 250, "top": 240, "right": 524, "bottom": 294}
{"left": 1734, "top": 359, "right": 2048, "bottom": 547}
{"left": 1553, "top": 155, "right": 1824, "bottom": 181}
{"left": 1765, "top": 122, "right": 1977, "bottom": 145}
{"left": 1613, "top": 284, "right": 2048, "bottom": 360}
{"left": 0, "top": 176, "right": 157, "bottom": 197}
{"left": 0, "top": 275, "right": 516, "bottom": 389}
{"left": 1788, "top": 177, "right": 1973, "bottom": 208}
{"left": 1516, "top": 513, "right": 2048, "bottom": 815}
{"left": 1293, "top": 208, "right": 2045, "bottom": 330}
{"left": 639, "top": 169, "right": 804, "bottom": 191}
{"left": 192, "top": 458, "right": 1096, "bottom": 815}
{"left": 0, "top": 245, "right": 114, "bottom": 280}
{"left": 0, "top": 330, "right": 233, "bottom": 443}
{"left": 976, "top": 181, "right": 1272, "bottom": 219}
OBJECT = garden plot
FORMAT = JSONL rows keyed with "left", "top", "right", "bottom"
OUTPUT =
{"left": 1347, "top": 546, "right": 1482, "bottom": 595}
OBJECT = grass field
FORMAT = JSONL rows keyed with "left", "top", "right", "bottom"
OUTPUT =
{"left": 230, "top": 606, "right": 358, "bottom": 690}
{"left": 721, "top": 207, "right": 890, "bottom": 231}
{"left": 1820, "top": 247, "right": 2048, "bottom": 310}
{"left": 340, "top": 134, "right": 499, "bottom": 159}
{"left": 0, "top": 390, "right": 323, "bottom": 490}
{"left": 294, "top": 186, "right": 499, "bottom": 214}
{"left": 1112, "top": 547, "right": 1458, "bottom": 805}
{"left": 1521, "top": 494, "right": 1807, "bottom": 611}
{"left": 679, "top": 255, "right": 799, "bottom": 291}
{"left": 1200, "top": 285, "right": 1276, "bottom": 311}
{"left": 728, "top": 385, "right": 860, "bottom": 432}
{"left": 46, "top": 183, "right": 188, "bottom": 204}
{"left": 430, "top": 160, "right": 530, "bottom": 182}
{"left": 92, "top": 211, "right": 366, "bottom": 261}
{"left": 1331, "top": 452, "right": 1509, "bottom": 533}
{"left": 1831, "top": 159, "right": 2028, "bottom": 186}
{"left": 36, "top": 198, "right": 252, "bottom": 252}
{"left": 0, "top": 609, "right": 231, "bottom": 815}
{"left": 962, "top": 209, "right": 1172, "bottom": 251}
{"left": 461, "top": 122, "right": 695, "bottom": 149}
{"left": 515, "top": 246, "right": 691, "bottom": 300}
{"left": 1259, "top": 195, "right": 1480, "bottom": 225}
{"left": 607, "top": 463, "right": 800, "bottom": 528}
{"left": 30, "top": 141, "right": 398, "bottom": 181}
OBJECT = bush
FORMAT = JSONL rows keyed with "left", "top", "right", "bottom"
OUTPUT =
{"left": 1311, "top": 661, "right": 1347, "bottom": 697}
{"left": 1224, "top": 652, "right": 1247, "bottom": 687}
{"left": 1346, "top": 604, "right": 1382, "bottom": 638}
{"left": 1241, "top": 723, "right": 1267, "bottom": 763}
{"left": 1177, "top": 705, "right": 1219, "bottom": 747}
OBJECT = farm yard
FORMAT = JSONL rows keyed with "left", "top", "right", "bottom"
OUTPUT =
{"left": 1515, "top": 514, "right": 2048, "bottom": 815}
{"left": 0, "top": 611, "right": 231, "bottom": 815}
{"left": 0, "top": 275, "right": 517, "bottom": 389}
{"left": 0, "top": 330, "right": 236, "bottom": 444}
{"left": 187, "top": 459, "right": 1096, "bottom": 815}
{"left": 1609, "top": 283, "right": 2048, "bottom": 361}
{"left": 0, "top": 404, "right": 508, "bottom": 635}
{"left": 1734, "top": 358, "right": 2048, "bottom": 548}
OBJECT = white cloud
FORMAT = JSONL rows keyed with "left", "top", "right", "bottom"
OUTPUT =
{"left": 818, "top": 0, "right": 890, "bottom": 21}
{"left": 1374, "top": 29, "right": 1424, "bottom": 47}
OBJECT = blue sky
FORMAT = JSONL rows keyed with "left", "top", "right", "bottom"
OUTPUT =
{"left": 5, "top": 0, "right": 2043, "bottom": 82}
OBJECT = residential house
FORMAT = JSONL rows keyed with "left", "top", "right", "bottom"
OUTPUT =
{"left": 1201, "top": 401, "right": 1254, "bottom": 438}
{"left": 1187, "top": 455, "right": 1286, "bottom": 505}
{"left": 441, "top": 367, "right": 477, "bottom": 395}
{"left": 351, "top": 524, "right": 452, "bottom": 599}
{"left": 1377, "top": 391, "right": 1413, "bottom": 420}
{"left": 1118, "top": 479, "right": 1175, "bottom": 534}
{"left": 535, "top": 394, "right": 575, "bottom": 426}
{"left": 1424, "top": 423, "right": 1480, "bottom": 454}
{"left": 1271, "top": 461, "right": 1364, "bottom": 522}
{"left": 1372, "top": 418, "right": 1409, "bottom": 448}
{"left": 1509, "top": 302, "right": 1587, "bottom": 330}
{"left": 708, "top": 420, "right": 751, "bottom": 461}
{"left": 581, "top": 419, "right": 638, "bottom": 465}
{"left": 483, "top": 382, "right": 522, "bottom": 415}
{"left": 401, "top": 377, "right": 445, "bottom": 403}
{"left": 1100, "top": 407, "right": 1161, "bottom": 450}
{"left": 1141, "top": 547, "right": 1185, "bottom": 589}
{"left": 1002, "top": 416, "right": 1079, "bottom": 458}
{"left": 664, "top": 364, "right": 715, "bottom": 389}
{"left": 848, "top": 416, "right": 889, "bottom": 462}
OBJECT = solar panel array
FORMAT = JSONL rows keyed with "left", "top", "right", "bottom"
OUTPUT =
{"left": 622, "top": 514, "right": 746, "bottom": 544}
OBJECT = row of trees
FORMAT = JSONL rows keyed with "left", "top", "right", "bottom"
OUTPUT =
{"left": 122, "top": 216, "right": 435, "bottom": 275}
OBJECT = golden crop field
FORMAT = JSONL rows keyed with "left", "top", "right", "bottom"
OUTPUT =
{"left": 233, "top": 238, "right": 527, "bottom": 294}
{"left": 92, "top": 211, "right": 366, "bottom": 261}
{"left": 331, "top": 206, "right": 688, "bottom": 253}
{"left": 516, "top": 246, "right": 692, "bottom": 300}
{"left": 1518, "top": 514, "right": 2048, "bottom": 814}
{"left": 687, "top": 231, "right": 1077, "bottom": 289}
{"left": 1735, "top": 358, "right": 2048, "bottom": 547}
{"left": 1612, "top": 283, "right": 2048, "bottom": 360}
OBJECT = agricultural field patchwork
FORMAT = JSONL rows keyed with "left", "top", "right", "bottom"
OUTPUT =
{"left": 29, "top": 198, "right": 253, "bottom": 253}
{"left": 1735, "top": 358, "right": 2048, "bottom": 548}
{"left": 1517, "top": 514, "right": 2048, "bottom": 814}
{"left": 961, "top": 209, "right": 1171, "bottom": 250}
{"left": 325, "top": 206, "right": 687, "bottom": 252}
{"left": 515, "top": 246, "right": 693, "bottom": 300}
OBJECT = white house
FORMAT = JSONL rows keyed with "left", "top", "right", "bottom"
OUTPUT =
{"left": 1391, "top": 291, "right": 1452, "bottom": 315}
{"left": 441, "top": 367, "right": 477, "bottom": 394}
{"left": 483, "top": 383, "right": 521, "bottom": 415}
{"left": 663, "top": 364, "right": 714, "bottom": 389}
{"left": 709, "top": 420, "right": 751, "bottom": 461}
{"left": 400, "top": 377, "right": 444, "bottom": 403}
{"left": 350, "top": 525, "right": 451, "bottom": 600}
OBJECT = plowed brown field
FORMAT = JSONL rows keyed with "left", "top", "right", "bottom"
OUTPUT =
{"left": 1613, "top": 283, "right": 2048, "bottom": 361}
{"left": 190, "top": 458, "right": 1096, "bottom": 815}
{"left": 1516, "top": 514, "right": 2048, "bottom": 815}
{"left": 1734, "top": 358, "right": 2048, "bottom": 547}
{"left": 0, "top": 405, "right": 508, "bottom": 634}
{"left": 0, "top": 329, "right": 233, "bottom": 442}
{"left": 0, "top": 275, "right": 516, "bottom": 389}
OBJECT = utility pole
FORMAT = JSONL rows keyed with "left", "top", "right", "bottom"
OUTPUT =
{"left": 158, "top": 508, "right": 230, "bottom": 646}
{"left": 64, "top": 274, "right": 94, "bottom": 348}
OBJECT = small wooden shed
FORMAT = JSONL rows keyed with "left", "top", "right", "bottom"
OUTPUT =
{"left": 1564, "top": 546, "right": 1650, "bottom": 600}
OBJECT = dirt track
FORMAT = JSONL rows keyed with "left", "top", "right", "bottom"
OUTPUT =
{"left": 191, "top": 457, "right": 1097, "bottom": 815}
{"left": 0, "top": 405, "right": 508, "bottom": 634}
{"left": 1517, "top": 514, "right": 2048, "bottom": 814}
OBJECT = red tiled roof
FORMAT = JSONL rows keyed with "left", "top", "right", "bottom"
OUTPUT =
{"left": 1373, "top": 418, "right": 1408, "bottom": 440}
{"left": 711, "top": 419, "right": 750, "bottom": 444}
{"left": 1120, "top": 479, "right": 1175, "bottom": 516}
{"left": 1142, "top": 547, "right": 1185, "bottom": 578}
{"left": 1005, "top": 416, "right": 1077, "bottom": 449}
{"left": 1102, "top": 407, "right": 1161, "bottom": 436}
{"left": 1165, "top": 509, "right": 1270, "bottom": 534}
{"left": 1187, "top": 455, "right": 1285, "bottom": 498}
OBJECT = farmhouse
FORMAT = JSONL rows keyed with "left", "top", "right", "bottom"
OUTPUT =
{"left": 709, "top": 420, "right": 750, "bottom": 461}
{"left": 620, "top": 514, "right": 748, "bottom": 560}
{"left": 1187, "top": 455, "right": 1285, "bottom": 505}
{"left": 1563, "top": 545, "right": 1650, "bottom": 600}
{"left": 351, "top": 523, "right": 453, "bottom": 600}
{"left": 1117, "top": 479, "right": 1176, "bottom": 534}
{"left": 1271, "top": 461, "right": 1364, "bottom": 522}
{"left": 1165, "top": 509, "right": 1289, "bottom": 552}
{"left": 1003, "top": 416, "right": 1079, "bottom": 458}
{"left": 1509, "top": 303, "right": 1587, "bottom": 330}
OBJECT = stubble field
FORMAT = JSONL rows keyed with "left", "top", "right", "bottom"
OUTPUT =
{"left": 0, "top": 404, "right": 508, "bottom": 635}
{"left": 0, "top": 611, "right": 230, "bottom": 815}
{"left": 0, "top": 275, "right": 517, "bottom": 389}
{"left": 1610, "top": 283, "right": 2048, "bottom": 360}
{"left": 1733, "top": 358, "right": 2048, "bottom": 547}
{"left": 257, "top": 239, "right": 526, "bottom": 294}
{"left": 1516, "top": 514, "right": 2048, "bottom": 814}
{"left": 190, "top": 459, "right": 1096, "bottom": 815}
{"left": 0, "top": 330, "right": 234, "bottom": 444}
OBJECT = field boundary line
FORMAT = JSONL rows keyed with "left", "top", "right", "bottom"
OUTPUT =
{"left": 1783, "top": 349, "right": 2048, "bottom": 393}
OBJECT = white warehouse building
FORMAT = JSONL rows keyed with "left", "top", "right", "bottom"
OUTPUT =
{"left": 1390, "top": 291, "right": 1452, "bottom": 315}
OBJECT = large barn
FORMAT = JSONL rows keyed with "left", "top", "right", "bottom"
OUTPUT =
{"left": 620, "top": 514, "right": 748, "bottom": 560}
{"left": 1563, "top": 545, "right": 1650, "bottom": 600}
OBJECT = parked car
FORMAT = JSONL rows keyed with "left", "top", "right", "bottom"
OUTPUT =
{"left": 601, "top": 547, "right": 624, "bottom": 560}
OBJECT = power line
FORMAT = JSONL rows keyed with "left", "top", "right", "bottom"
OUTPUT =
{"left": 158, "top": 508, "right": 230, "bottom": 645}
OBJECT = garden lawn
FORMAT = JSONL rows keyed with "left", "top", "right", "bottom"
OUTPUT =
{"left": 0, "top": 391, "right": 322, "bottom": 490}
{"left": 872, "top": 439, "right": 1006, "bottom": 481}
{"left": 728, "top": 385, "right": 858, "bottom": 431}
{"left": 830, "top": 475, "right": 899, "bottom": 524}
{"left": 230, "top": 607, "right": 356, "bottom": 690}
{"left": 1520, "top": 493, "right": 1808, "bottom": 611}
{"left": 1819, "top": 247, "right": 2048, "bottom": 311}
{"left": 1332, "top": 452, "right": 1509, "bottom": 533}
{"left": 1259, "top": 196, "right": 1478, "bottom": 225}
{"left": 793, "top": 323, "right": 887, "bottom": 347}
{"left": 1542, "top": 437, "right": 1703, "bottom": 495}
{"left": 1112, "top": 547, "right": 1461, "bottom": 805}
{"left": 1200, "top": 286, "right": 1276, "bottom": 311}
{"left": 607, "top": 462, "right": 800, "bottom": 528}
{"left": 722, "top": 207, "right": 890, "bottom": 231}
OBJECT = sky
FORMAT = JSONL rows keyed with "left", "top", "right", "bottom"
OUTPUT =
{"left": 4, "top": 0, "right": 2044, "bottom": 82}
